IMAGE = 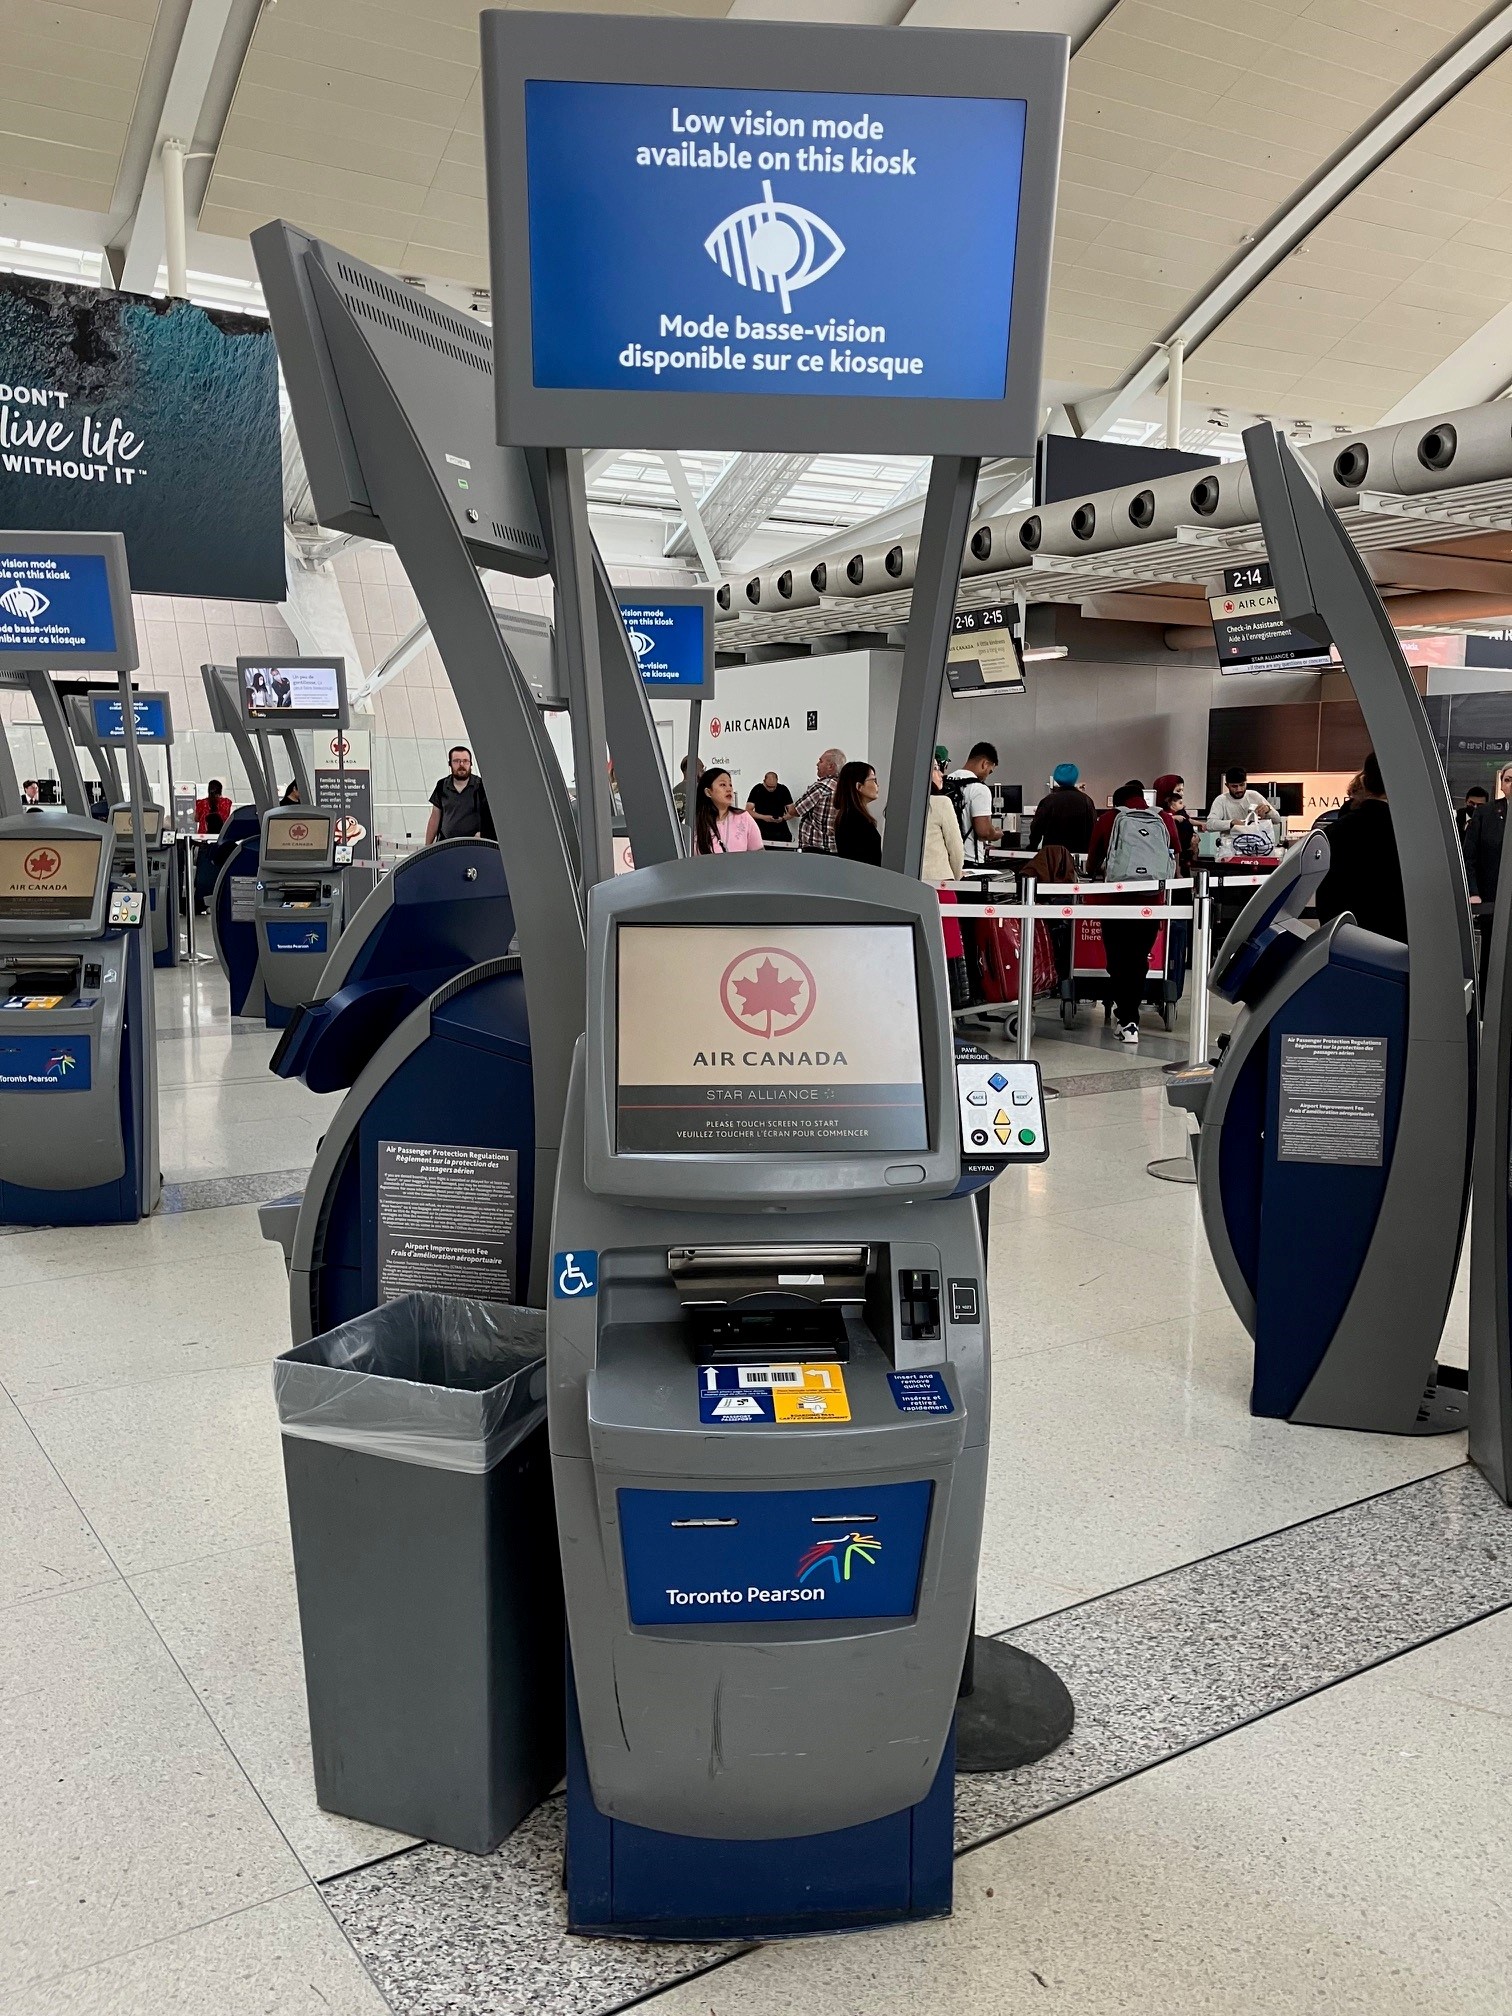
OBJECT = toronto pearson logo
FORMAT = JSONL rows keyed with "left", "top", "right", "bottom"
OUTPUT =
{"left": 705, "top": 181, "right": 845, "bottom": 315}
{"left": 796, "top": 1530, "right": 881, "bottom": 1585}
{"left": 46, "top": 1047, "right": 77, "bottom": 1077}
{"left": 718, "top": 945, "right": 817, "bottom": 1041}
{"left": 0, "top": 580, "right": 50, "bottom": 624}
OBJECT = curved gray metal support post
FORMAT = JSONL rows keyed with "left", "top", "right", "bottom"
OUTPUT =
{"left": 591, "top": 549, "right": 683, "bottom": 867}
{"left": 882, "top": 455, "right": 980, "bottom": 878}
{"left": 309, "top": 260, "right": 586, "bottom": 1301}
{"left": 532, "top": 446, "right": 614, "bottom": 890}
{"left": 201, "top": 664, "right": 274, "bottom": 813}
{"left": 28, "top": 671, "right": 88, "bottom": 814}
{"left": 1245, "top": 425, "right": 1475, "bottom": 1433}
{"left": 1470, "top": 813, "right": 1512, "bottom": 1500}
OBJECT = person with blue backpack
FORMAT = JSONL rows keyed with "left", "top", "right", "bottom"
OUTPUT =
{"left": 1087, "top": 779, "right": 1182, "bottom": 1045}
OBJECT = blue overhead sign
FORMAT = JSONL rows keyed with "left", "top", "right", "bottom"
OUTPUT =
{"left": 89, "top": 694, "right": 169, "bottom": 744}
{"left": 523, "top": 81, "right": 1026, "bottom": 403}
{"left": 0, "top": 550, "right": 117, "bottom": 657}
{"left": 619, "top": 597, "right": 710, "bottom": 692}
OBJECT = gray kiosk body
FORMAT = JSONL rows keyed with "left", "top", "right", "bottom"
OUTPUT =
{"left": 255, "top": 808, "right": 346, "bottom": 1012}
{"left": 549, "top": 854, "right": 995, "bottom": 1841}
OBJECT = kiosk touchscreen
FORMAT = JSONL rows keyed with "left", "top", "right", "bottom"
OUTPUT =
{"left": 255, "top": 810, "right": 345, "bottom": 1024}
{"left": 549, "top": 852, "right": 1008, "bottom": 1938}
{"left": 0, "top": 815, "right": 153, "bottom": 1220}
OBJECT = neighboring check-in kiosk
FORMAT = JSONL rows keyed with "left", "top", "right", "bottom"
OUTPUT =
{"left": 1470, "top": 822, "right": 1512, "bottom": 1502}
{"left": 1168, "top": 426, "right": 1475, "bottom": 1436}
{"left": 0, "top": 530, "right": 159, "bottom": 1222}
{"left": 550, "top": 856, "right": 1048, "bottom": 1937}
{"left": 617, "top": 586, "right": 715, "bottom": 850}
{"left": 78, "top": 690, "right": 180, "bottom": 968}
{"left": 241, "top": 656, "right": 350, "bottom": 1028}
{"left": 483, "top": 3, "right": 1067, "bottom": 1934}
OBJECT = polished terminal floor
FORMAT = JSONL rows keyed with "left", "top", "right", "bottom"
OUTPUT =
{"left": 4, "top": 960, "right": 1509, "bottom": 2015}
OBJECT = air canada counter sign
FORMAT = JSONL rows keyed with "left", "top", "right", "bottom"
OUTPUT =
{"left": 524, "top": 81, "right": 1028, "bottom": 401}
{"left": 616, "top": 923, "right": 927, "bottom": 1154}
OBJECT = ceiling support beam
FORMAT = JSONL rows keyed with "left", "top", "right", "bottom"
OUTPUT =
{"left": 665, "top": 451, "right": 815, "bottom": 564}
{"left": 659, "top": 452, "right": 723, "bottom": 584}
{"left": 1077, "top": 0, "right": 1512, "bottom": 440}
{"left": 1368, "top": 551, "right": 1512, "bottom": 595}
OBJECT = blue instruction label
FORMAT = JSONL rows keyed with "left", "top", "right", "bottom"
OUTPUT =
{"left": 553, "top": 1250, "right": 598, "bottom": 1299}
{"left": 698, "top": 1389, "right": 775, "bottom": 1425}
{"left": 887, "top": 1370, "right": 954, "bottom": 1416}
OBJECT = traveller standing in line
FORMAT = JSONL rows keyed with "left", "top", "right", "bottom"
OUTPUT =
{"left": 745, "top": 770, "right": 795, "bottom": 844}
{"left": 793, "top": 747, "right": 846, "bottom": 853}
{"left": 1318, "top": 751, "right": 1407, "bottom": 946}
{"left": 1459, "top": 783, "right": 1490, "bottom": 839}
{"left": 1087, "top": 780, "right": 1181, "bottom": 1045}
{"left": 694, "top": 767, "right": 764, "bottom": 854}
{"left": 1153, "top": 774, "right": 1196, "bottom": 874}
{"left": 833, "top": 762, "right": 882, "bottom": 866}
{"left": 921, "top": 759, "right": 965, "bottom": 886}
{"left": 1029, "top": 761, "right": 1096, "bottom": 853}
{"left": 946, "top": 742, "right": 1001, "bottom": 863}
{"left": 1463, "top": 761, "right": 1512, "bottom": 1001}
{"left": 425, "top": 746, "right": 493, "bottom": 844}
{"left": 673, "top": 754, "right": 704, "bottom": 822}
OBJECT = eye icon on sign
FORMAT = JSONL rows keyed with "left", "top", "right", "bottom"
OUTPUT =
{"left": 705, "top": 181, "right": 845, "bottom": 315}
{"left": 0, "top": 581, "right": 50, "bottom": 623}
{"left": 627, "top": 629, "right": 655, "bottom": 662}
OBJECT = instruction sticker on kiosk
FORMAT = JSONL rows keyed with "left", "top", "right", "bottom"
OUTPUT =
{"left": 698, "top": 1362, "right": 850, "bottom": 1425}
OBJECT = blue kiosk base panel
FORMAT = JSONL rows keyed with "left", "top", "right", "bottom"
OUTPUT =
{"left": 564, "top": 1685, "right": 954, "bottom": 1941}
{"left": 0, "top": 1173, "right": 138, "bottom": 1226}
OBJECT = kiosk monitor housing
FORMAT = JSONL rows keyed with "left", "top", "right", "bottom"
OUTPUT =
{"left": 239, "top": 657, "right": 348, "bottom": 729}
{"left": 261, "top": 811, "right": 336, "bottom": 871}
{"left": 482, "top": 11, "right": 1067, "bottom": 455}
{"left": 584, "top": 854, "right": 958, "bottom": 1205}
{"left": 111, "top": 807, "right": 163, "bottom": 844}
{"left": 89, "top": 692, "right": 172, "bottom": 745}
{"left": 617, "top": 586, "right": 715, "bottom": 698}
{"left": 0, "top": 531, "right": 137, "bottom": 674}
{"left": 251, "top": 220, "right": 548, "bottom": 578}
{"left": 0, "top": 826, "right": 109, "bottom": 931}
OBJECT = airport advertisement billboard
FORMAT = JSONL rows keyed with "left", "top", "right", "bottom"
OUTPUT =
{"left": 0, "top": 275, "right": 283, "bottom": 601}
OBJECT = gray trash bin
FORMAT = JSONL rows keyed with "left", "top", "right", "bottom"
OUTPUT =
{"left": 273, "top": 1293, "right": 563, "bottom": 1854}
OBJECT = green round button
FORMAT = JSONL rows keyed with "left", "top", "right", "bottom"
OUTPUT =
{"left": 1018, "top": 1128, "right": 1036, "bottom": 1145}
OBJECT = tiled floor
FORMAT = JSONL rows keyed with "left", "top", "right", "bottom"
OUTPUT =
{"left": 3, "top": 962, "right": 1508, "bottom": 2015}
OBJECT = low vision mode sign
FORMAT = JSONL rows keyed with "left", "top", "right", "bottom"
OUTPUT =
{"left": 618, "top": 587, "right": 714, "bottom": 697}
{"left": 484, "top": 13, "right": 1067, "bottom": 453}
{"left": 0, "top": 532, "right": 135, "bottom": 673}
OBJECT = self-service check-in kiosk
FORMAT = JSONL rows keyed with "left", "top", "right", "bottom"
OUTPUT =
{"left": 548, "top": 854, "right": 1049, "bottom": 1939}
{"left": 72, "top": 690, "right": 180, "bottom": 968}
{"left": 0, "top": 813, "right": 157, "bottom": 1223}
{"left": 255, "top": 808, "right": 347, "bottom": 1026}
{"left": 1168, "top": 426, "right": 1475, "bottom": 1436}
{"left": 108, "top": 803, "right": 176, "bottom": 968}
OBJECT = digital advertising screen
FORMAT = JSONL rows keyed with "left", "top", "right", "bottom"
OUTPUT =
{"left": 89, "top": 693, "right": 169, "bottom": 743}
{"left": 264, "top": 812, "right": 333, "bottom": 862}
{"left": 240, "top": 659, "right": 344, "bottom": 723}
{"left": 615, "top": 923, "right": 927, "bottom": 1154}
{"left": 523, "top": 81, "right": 1025, "bottom": 405}
{"left": 0, "top": 275, "right": 283, "bottom": 601}
{"left": 0, "top": 550, "right": 117, "bottom": 658}
{"left": 0, "top": 835, "right": 103, "bottom": 920}
{"left": 619, "top": 596, "right": 711, "bottom": 693}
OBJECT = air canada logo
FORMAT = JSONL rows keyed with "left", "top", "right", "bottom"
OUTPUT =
{"left": 23, "top": 845, "right": 60, "bottom": 881}
{"left": 287, "top": 822, "right": 310, "bottom": 843}
{"left": 719, "top": 945, "right": 816, "bottom": 1040}
{"left": 627, "top": 628, "right": 655, "bottom": 662}
{"left": 708, "top": 716, "right": 722, "bottom": 737}
{"left": 797, "top": 1530, "right": 880, "bottom": 1585}
{"left": 0, "top": 580, "right": 50, "bottom": 624}
{"left": 705, "top": 181, "right": 845, "bottom": 314}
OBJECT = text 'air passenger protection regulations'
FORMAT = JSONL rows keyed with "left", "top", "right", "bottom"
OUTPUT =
{"left": 523, "top": 82, "right": 1026, "bottom": 401}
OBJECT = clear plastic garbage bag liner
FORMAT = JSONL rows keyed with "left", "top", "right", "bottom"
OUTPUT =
{"left": 273, "top": 1292, "right": 547, "bottom": 1475}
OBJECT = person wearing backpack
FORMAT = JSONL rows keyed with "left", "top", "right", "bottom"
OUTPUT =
{"left": 946, "top": 742, "right": 999, "bottom": 864}
{"left": 1087, "top": 780, "right": 1181, "bottom": 1044}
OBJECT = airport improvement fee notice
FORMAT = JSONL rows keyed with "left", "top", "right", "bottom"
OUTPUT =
{"left": 524, "top": 82, "right": 1028, "bottom": 399}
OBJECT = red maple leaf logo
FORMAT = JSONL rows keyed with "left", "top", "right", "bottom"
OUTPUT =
{"left": 24, "top": 846, "right": 60, "bottom": 880}
{"left": 719, "top": 946, "right": 816, "bottom": 1038}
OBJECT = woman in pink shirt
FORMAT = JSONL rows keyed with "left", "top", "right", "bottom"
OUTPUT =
{"left": 695, "top": 767, "right": 765, "bottom": 855}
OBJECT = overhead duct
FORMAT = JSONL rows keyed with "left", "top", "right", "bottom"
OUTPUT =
{"left": 717, "top": 399, "right": 1512, "bottom": 631}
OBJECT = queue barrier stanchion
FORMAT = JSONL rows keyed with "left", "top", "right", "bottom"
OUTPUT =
{"left": 1015, "top": 874, "right": 1036, "bottom": 1064}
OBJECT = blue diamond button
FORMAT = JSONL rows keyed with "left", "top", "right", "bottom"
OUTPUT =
{"left": 988, "top": 1071, "right": 1009, "bottom": 1091}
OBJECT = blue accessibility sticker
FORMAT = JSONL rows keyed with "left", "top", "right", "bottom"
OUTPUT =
{"left": 552, "top": 1250, "right": 598, "bottom": 1299}
{"left": 887, "top": 1370, "right": 954, "bottom": 1416}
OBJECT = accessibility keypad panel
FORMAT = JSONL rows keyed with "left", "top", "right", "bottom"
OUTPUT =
{"left": 955, "top": 1058, "right": 1049, "bottom": 1163}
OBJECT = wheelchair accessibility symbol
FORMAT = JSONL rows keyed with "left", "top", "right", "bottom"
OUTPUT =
{"left": 553, "top": 1250, "right": 598, "bottom": 1299}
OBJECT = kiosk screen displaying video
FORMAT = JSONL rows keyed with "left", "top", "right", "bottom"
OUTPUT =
{"left": 263, "top": 813, "right": 332, "bottom": 864}
{"left": 615, "top": 923, "right": 927, "bottom": 1153}
{"left": 0, "top": 835, "right": 103, "bottom": 920}
{"left": 240, "top": 659, "right": 344, "bottom": 723}
{"left": 111, "top": 808, "right": 163, "bottom": 843}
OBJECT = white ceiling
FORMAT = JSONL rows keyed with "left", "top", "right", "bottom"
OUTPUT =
{"left": 4, "top": 0, "right": 1512, "bottom": 564}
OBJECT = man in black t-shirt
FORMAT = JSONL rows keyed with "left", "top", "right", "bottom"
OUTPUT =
{"left": 745, "top": 770, "right": 794, "bottom": 844}
{"left": 426, "top": 745, "right": 494, "bottom": 843}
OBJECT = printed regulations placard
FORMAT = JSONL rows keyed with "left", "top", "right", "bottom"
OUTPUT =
{"left": 615, "top": 923, "right": 927, "bottom": 1154}
{"left": 376, "top": 1140, "right": 519, "bottom": 1305}
{"left": 1277, "top": 1034, "right": 1388, "bottom": 1166}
